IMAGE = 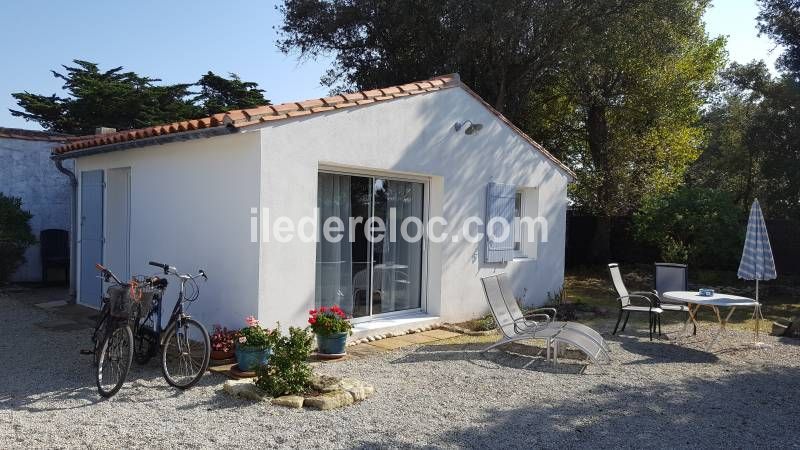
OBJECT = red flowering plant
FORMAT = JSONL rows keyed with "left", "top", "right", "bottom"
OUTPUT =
{"left": 210, "top": 325, "right": 240, "bottom": 353}
{"left": 238, "top": 316, "right": 279, "bottom": 350}
{"left": 308, "top": 305, "right": 352, "bottom": 336}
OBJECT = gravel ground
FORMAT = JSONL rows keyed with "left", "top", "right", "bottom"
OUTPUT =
{"left": 1, "top": 288, "right": 799, "bottom": 449}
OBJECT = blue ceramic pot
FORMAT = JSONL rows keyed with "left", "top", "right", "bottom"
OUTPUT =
{"left": 316, "top": 332, "right": 348, "bottom": 355}
{"left": 235, "top": 344, "right": 271, "bottom": 371}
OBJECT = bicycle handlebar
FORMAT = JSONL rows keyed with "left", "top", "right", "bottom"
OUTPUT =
{"left": 149, "top": 261, "right": 207, "bottom": 280}
{"left": 95, "top": 263, "right": 123, "bottom": 285}
{"left": 148, "top": 261, "right": 170, "bottom": 272}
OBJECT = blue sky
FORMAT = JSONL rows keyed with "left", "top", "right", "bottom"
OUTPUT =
{"left": 0, "top": 0, "right": 782, "bottom": 130}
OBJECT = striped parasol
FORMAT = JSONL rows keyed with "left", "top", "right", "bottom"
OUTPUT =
{"left": 737, "top": 199, "right": 776, "bottom": 341}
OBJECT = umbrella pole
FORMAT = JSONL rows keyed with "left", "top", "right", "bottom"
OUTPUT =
{"left": 755, "top": 279, "right": 760, "bottom": 341}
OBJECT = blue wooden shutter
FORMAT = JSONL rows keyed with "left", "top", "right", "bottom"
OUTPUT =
{"left": 485, "top": 182, "right": 516, "bottom": 263}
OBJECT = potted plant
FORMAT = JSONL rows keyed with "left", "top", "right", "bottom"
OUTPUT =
{"left": 210, "top": 325, "right": 239, "bottom": 361}
{"left": 308, "top": 305, "right": 352, "bottom": 356}
{"left": 235, "top": 316, "right": 278, "bottom": 372}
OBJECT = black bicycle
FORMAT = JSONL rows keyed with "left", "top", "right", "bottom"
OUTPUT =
{"left": 129, "top": 261, "right": 211, "bottom": 389}
{"left": 85, "top": 263, "right": 134, "bottom": 398}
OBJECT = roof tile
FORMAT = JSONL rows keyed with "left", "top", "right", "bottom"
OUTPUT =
{"left": 51, "top": 72, "right": 575, "bottom": 181}
{"left": 297, "top": 99, "right": 325, "bottom": 110}
{"left": 322, "top": 95, "right": 347, "bottom": 106}
{"left": 343, "top": 92, "right": 366, "bottom": 101}
{"left": 362, "top": 89, "right": 383, "bottom": 99}
{"left": 272, "top": 102, "right": 300, "bottom": 114}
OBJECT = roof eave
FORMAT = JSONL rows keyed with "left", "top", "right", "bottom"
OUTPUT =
{"left": 52, "top": 126, "right": 237, "bottom": 160}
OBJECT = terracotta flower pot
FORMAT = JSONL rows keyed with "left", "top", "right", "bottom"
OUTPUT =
{"left": 210, "top": 349, "right": 235, "bottom": 361}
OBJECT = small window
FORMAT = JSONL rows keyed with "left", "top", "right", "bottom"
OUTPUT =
{"left": 513, "top": 191, "right": 524, "bottom": 256}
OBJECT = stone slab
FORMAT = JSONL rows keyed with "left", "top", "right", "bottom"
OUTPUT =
{"left": 272, "top": 395, "right": 304, "bottom": 408}
{"left": 419, "top": 329, "right": 461, "bottom": 340}
{"left": 208, "top": 363, "right": 235, "bottom": 374}
{"left": 303, "top": 390, "right": 354, "bottom": 410}
{"left": 368, "top": 337, "right": 412, "bottom": 350}
{"left": 346, "top": 344, "right": 387, "bottom": 357}
{"left": 223, "top": 379, "right": 269, "bottom": 401}
{"left": 395, "top": 333, "right": 439, "bottom": 344}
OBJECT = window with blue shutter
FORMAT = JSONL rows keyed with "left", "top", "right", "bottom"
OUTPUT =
{"left": 485, "top": 182, "right": 517, "bottom": 263}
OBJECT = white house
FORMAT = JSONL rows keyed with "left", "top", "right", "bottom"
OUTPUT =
{"left": 53, "top": 74, "right": 575, "bottom": 338}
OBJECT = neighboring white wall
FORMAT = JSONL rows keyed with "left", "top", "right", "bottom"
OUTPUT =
{"left": 74, "top": 132, "right": 261, "bottom": 329}
{"left": 0, "top": 137, "right": 72, "bottom": 282}
{"left": 257, "top": 86, "right": 570, "bottom": 329}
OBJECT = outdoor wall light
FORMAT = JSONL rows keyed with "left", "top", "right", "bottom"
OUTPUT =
{"left": 454, "top": 120, "right": 483, "bottom": 135}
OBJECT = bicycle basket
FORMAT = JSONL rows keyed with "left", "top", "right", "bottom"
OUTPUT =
{"left": 129, "top": 276, "right": 158, "bottom": 318}
{"left": 107, "top": 285, "right": 134, "bottom": 319}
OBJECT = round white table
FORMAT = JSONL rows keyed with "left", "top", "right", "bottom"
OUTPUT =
{"left": 663, "top": 291, "right": 760, "bottom": 351}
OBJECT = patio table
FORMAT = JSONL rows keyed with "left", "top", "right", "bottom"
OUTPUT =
{"left": 663, "top": 291, "right": 759, "bottom": 351}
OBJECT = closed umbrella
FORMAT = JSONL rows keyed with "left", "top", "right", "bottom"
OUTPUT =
{"left": 737, "top": 199, "right": 777, "bottom": 342}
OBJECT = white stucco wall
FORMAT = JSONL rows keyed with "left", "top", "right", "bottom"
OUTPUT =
{"left": 256, "top": 86, "right": 570, "bottom": 329}
{"left": 0, "top": 136, "right": 72, "bottom": 282}
{"left": 74, "top": 132, "right": 261, "bottom": 328}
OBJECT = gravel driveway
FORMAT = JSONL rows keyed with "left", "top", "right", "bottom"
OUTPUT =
{"left": 1, "top": 287, "right": 799, "bottom": 449}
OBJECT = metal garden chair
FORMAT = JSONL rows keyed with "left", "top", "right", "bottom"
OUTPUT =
{"left": 608, "top": 263, "right": 662, "bottom": 341}
{"left": 653, "top": 262, "right": 695, "bottom": 336}
{"left": 480, "top": 274, "right": 610, "bottom": 365}
{"left": 495, "top": 272, "right": 610, "bottom": 353}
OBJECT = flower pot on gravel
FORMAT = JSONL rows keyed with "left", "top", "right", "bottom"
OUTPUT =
{"left": 315, "top": 331, "right": 348, "bottom": 356}
{"left": 210, "top": 325, "right": 239, "bottom": 362}
{"left": 308, "top": 305, "right": 353, "bottom": 357}
{"left": 234, "top": 316, "right": 278, "bottom": 371}
{"left": 235, "top": 345, "right": 271, "bottom": 371}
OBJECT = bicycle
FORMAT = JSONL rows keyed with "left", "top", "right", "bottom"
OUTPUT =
{"left": 82, "top": 263, "right": 134, "bottom": 398}
{"left": 129, "top": 261, "right": 211, "bottom": 389}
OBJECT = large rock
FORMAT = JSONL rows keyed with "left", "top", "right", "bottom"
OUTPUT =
{"left": 272, "top": 395, "right": 305, "bottom": 408}
{"left": 223, "top": 379, "right": 269, "bottom": 402}
{"left": 310, "top": 374, "right": 343, "bottom": 393}
{"left": 303, "top": 390, "right": 354, "bottom": 410}
{"left": 339, "top": 378, "right": 375, "bottom": 401}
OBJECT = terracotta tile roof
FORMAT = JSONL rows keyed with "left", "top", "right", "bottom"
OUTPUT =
{"left": 51, "top": 73, "right": 574, "bottom": 178}
{"left": 53, "top": 74, "right": 458, "bottom": 155}
{"left": 0, "top": 127, "right": 73, "bottom": 142}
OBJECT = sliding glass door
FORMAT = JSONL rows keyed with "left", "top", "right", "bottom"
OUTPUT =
{"left": 315, "top": 172, "right": 424, "bottom": 319}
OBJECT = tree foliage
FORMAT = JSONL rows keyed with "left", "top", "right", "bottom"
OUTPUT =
{"left": 690, "top": 1, "right": 800, "bottom": 220}
{"left": 758, "top": 0, "right": 800, "bottom": 75}
{"left": 279, "top": 0, "right": 724, "bottom": 219}
{"left": 0, "top": 193, "right": 37, "bottom": 283}
{"left": 633, "top": 187, "right": 743, "bottom": 269}
{"left": 10, "top": 61, "right": 269, "bottom": 135}
{"left": 193, "top": 71, "right": 268, "bottom": 117}
{"left": 278, "top": 0, "right": 594, "bottom": 122}
{"left": 528, "top": 1, "right": 724, "bottom": 216}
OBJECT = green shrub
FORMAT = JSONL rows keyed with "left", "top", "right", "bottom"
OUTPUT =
{"left": 0, "top": 193, "right": 36, "bottom": 283}
{"left": 474, "top": 314, "right": 496, "bottom": 331}
{"left": 633, "top": 186, "right": 743, "bottom": 269}
{"left": 255, "top": 326, "right": 314, "bottom": 397}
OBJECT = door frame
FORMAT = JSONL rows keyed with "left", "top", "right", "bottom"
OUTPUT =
{"left": 105, "top": 167, "right": 132, "bottom": 282}
{"left": 317, "top": 165, "right": 430, "bottom": 322}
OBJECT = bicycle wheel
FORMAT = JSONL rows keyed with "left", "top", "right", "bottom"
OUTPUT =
{"left": 161, "top": 318, "right": 210, "bottom": 389}
{"left": 96, "top": 324, "right": 134, "bottom": 398}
